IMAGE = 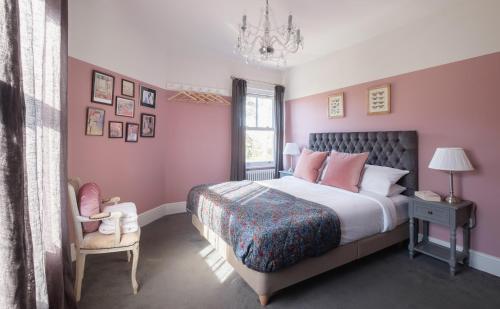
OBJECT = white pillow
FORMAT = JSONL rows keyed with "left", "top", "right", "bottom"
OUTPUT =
{"left": 318, "top": 156, "right": 329, "bottom": 182}
{"left": 359, "top": 165, "right": 409, "bottom": 196}
{"left": 388, "top": 184, "right": 407, "bottom": 196}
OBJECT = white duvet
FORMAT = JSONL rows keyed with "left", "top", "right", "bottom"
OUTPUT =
{"left": 258, "top": 176, "right": 406, "bottom": 245}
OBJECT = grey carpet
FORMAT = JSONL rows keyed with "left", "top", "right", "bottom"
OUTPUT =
{"left": 78, "top": 214, "right": 500, "bottom": 309}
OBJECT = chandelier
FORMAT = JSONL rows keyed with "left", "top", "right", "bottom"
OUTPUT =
{"left": 236, "top": 0, "right": 303, "bottom": 66}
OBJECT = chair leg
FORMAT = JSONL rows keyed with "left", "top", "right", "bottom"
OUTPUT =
{"left": 131, "top": 245, "right": 139, "bottom": 294}
{"left": 127, "top": 250, "right": 131, "bottom": 262}
{"left": 75, "top": 252, "right": 86, "bottom": 302}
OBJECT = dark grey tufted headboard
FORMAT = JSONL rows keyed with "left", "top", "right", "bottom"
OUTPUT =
{"left": 309, "top": 131, "right": 418, "bottom": 195}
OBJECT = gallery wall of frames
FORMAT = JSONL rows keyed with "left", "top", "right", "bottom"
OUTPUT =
{"left": 86, "top": 70, "right": 157, "bottom": 142}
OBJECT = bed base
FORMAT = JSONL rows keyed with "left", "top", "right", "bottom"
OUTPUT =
{"left": 192, "top": 215, "right": 409, "bottom": 306}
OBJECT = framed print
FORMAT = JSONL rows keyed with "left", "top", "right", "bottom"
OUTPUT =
{"left": 140, "top": 86, "right": 156, "bottom": 108}
{"left": 368, "top": 84, "right": 391, "bottom": 115}
{"left": 108, "top": 121, "right": 123, "bottom": 138}
{"left": 115, "top": 96, "right": 135, "bottom": 118}
{"left": 85, "top": 107, "right": 105, "bottom": 136}
{"left": 140, "top": 113, "right": 156, "bottom": 137}
{"left": 121, "top": 79, "right": 135, "bottom": 97}
{"left": 91, "top": 70, "right": 115, "bottom": 105}
{"left": 327, "top": 93, "right": 344, "bottom": 118}
{"left": 125, "top": 123, "right": 139, "bottom": 142}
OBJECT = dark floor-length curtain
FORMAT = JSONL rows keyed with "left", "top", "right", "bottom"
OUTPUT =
{"left": 273, "top": 85, "right": 285, "bottom": 177}
{"left": 230, "top": 78, "right": 247, "bottom": 181}
{"left": 0, "top": 0, "right": 76, "bottom": 308}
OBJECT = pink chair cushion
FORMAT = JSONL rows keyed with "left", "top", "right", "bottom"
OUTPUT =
{"left": 78, "top": 183, "right": 101, "bottom": 233}
{"left": 321, "top": 151, "right": 369, "bottom": 192}
{"left": 293, "top": 149, "right": 328, "bottom": 182}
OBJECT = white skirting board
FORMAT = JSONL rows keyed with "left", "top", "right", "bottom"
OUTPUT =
{"left": 70, "top": 201, "right": 187, "bottom": 261}
{"left": 137, "top": 201, "right": 187, "bottom": 227}
{"left": 418, "top": 234, "right": 500, "bottom": 277}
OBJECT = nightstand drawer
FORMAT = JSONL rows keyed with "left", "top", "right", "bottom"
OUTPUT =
{"left": 413, "top": 203, "right": 450, "bottom": 225}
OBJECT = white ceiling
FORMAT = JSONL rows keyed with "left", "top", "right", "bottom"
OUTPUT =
{"left": 108, "top": 0, "right": 460, "bottom": 68}
{"left": 69, "top": 0, "right": 468, "bottom": 91}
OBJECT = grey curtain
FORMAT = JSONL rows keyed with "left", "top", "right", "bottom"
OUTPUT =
{"left": 230, "top": 78, "right": 247, "bottom": 181}
{"left": 0, "top": 0, "right": 76, "bottom": 308}
{"left": 273, "top": 85, "right": 285, "bottom": 177}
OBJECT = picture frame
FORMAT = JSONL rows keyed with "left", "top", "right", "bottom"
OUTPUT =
{"left": 121, "top": 79, "right": 135, "bottom": 97}
{"left": 140, "top": 113, "right": 156, "bottom": 137}
{"left": 108, "top": 121, "right": 123, "bottom": 138}
{"left": 125, "top": 123, "right": 139, "bottom": 142}
{"left": 140, "top": 86, "right": 156, "bottom": 108}
{"left": 85, "top": 107, "right": 105, "bottom": 136}
{"left": 327, "top": 92, "right": 344, "bottom": 118}
{"left": 115, "top": 96, "right": 135, "bottom": 118}
{"left": 368, "top": 84, "right": 391, "bottom": 115}
{"left": 91, "top": 70, "right": 115, "bottom": 105}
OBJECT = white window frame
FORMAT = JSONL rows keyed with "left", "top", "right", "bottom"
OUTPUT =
{"left": 245, "top": 93, "right": 275, "bottom": 170}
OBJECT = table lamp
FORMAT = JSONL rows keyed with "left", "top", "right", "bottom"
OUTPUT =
{"left": 428, "top": 147, "right": 474, "bottom": 204}
{"left": 283, "top": 143, "right": 300, "bottom": 172}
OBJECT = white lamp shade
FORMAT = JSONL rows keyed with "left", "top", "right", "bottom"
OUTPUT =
{"left": 283, "top": 143, "right": 300, "bottom": 156}
{"left": 428, "top": 147, "right": 474, "bottom": 171}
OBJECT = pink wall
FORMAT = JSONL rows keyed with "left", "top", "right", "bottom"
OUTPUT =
{"left": 162, "top": 91, "right": 231, "bottom": 202}
{"left": 68, "top": 57, "right": 230, "bottom": 213}
{"left": 286, "top": 52, "right": 500, "bottom": 258}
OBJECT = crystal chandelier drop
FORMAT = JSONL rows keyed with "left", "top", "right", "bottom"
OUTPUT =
{"left": 236, "top": 0, "right": 303, "bottom": 67}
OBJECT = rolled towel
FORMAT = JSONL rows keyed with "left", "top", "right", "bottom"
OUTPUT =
{"left": 99, "top": 221, "right": 138, "bottom": 234}
{"left": 100, "top": 214, "right": 138, "bottom": 227}
{"left": 119, "top": 215, "right": 138, "bottom": 225}
{"left": 98, "top": 202, "right": 139, "bottom": 235}
{"left": 99, "top": 218, "right": 139, "bottom": 234}
{"left": 102, "top": 202, "right": 137, "bottom": 217}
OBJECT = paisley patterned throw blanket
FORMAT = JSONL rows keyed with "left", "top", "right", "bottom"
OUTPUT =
{"left": 187, "top": 181, "right": 341, "bottom": 273}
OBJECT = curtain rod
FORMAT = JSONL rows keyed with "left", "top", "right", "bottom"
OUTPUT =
{"left": 230, "top": 75, "right": 282, "bottom": 87}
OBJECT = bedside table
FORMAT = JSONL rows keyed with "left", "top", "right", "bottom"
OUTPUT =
{"left": 408, "top": 196, "right": 473, "bottom": 275}
{"left": 278, "top": 170, "right": 294, "bottom": 178}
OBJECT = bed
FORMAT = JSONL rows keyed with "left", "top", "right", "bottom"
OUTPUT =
{"left": 188, "top": 131, "right": 418, "bottom": 305}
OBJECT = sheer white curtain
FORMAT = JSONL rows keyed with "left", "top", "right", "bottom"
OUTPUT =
{"left": 0, "top": 0, "right": 74, "bottom": 308}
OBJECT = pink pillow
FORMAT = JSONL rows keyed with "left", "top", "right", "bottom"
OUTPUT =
{"left": 321, "top": 151, "right": 369, "bottom": 192}
{"left": 78, "top": 183, "right": 101, "bottom": 233}
{"left": 293, "top": 149, "right": 328, "bottom": 182}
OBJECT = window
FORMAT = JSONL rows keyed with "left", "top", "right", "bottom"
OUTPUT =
{"left": 245, "top": 95, "right": 275, "bottom": 168}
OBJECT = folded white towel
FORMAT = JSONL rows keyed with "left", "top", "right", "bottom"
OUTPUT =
{"left": 99, "top": 221, "right": 138, "bottom": 234}
{"left": 101, "top": 214, "right": 138, "bottom": 226}
{"left": 98, "top": 202, "right": 139, "bottom": 235}
{"left": 102, "top": 202, "right": 137, "bottom": 217}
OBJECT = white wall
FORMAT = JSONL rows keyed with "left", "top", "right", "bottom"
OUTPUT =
{"left": 68, "top": 0, "right": 284, "bottom": 94}
{"left": 162, "top": 49, "right": 283, "bottom": 96}
{"left": 70, "top": 0, "right": 500, "bottom": 99}
{"left": 284, "top": 0, "right": 500, "bottom": 100}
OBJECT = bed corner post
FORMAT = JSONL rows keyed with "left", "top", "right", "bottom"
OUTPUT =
{"left": 259, "top": 295, "right": 270, "bottom": 306}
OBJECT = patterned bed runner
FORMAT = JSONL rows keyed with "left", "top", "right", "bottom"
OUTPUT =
{"left": 187, "top": 181, "right": 341, "bottom": 273}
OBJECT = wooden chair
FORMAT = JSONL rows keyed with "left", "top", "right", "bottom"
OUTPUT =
{"left": 68, "top": 178, "right": 140, "bottom": 301}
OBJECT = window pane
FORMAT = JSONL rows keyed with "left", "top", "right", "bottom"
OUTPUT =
{"left": 257, "top": 97, "right": 273, "bottom": 128}
{"left": 246, "top": 130, "right": 275, "bottom": 163}
{"left": 246, "top": 96, "right": 257, "bottom": 127}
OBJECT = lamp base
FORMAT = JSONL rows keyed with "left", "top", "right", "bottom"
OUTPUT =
{"left": 445, "top": 194, "right": 461, "bottom": 204}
